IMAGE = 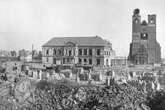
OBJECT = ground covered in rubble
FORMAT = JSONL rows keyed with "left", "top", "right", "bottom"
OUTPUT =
{"left": 0, "top": 79, "right": 165, "bottom": 110}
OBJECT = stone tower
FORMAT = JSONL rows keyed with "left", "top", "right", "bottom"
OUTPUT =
{"left": 128, "top": 9, "right": 161, "bottom": 64}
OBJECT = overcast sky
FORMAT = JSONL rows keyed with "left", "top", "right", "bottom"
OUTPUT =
{"left": 0, "top": 0, "right": 165, "bottom": 57}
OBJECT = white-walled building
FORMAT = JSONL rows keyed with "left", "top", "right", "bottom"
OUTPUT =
{"left": 42, "top": 36, "right": 115, "bottom": 67}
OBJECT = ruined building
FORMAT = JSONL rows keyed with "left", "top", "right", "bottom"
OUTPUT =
{"left": 42, "top": 36, "right": 115, "bottom": 67}
{"left": 128, "top": 9, "right": 161, "bottom": 64}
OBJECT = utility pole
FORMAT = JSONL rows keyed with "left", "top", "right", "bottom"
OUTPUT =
{"left": 32, "top": 44, "right": 34, "bottom": 62}
{"left": 31, "top": 44, "right": 34, "bottom": 70}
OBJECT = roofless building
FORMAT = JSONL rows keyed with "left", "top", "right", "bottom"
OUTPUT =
{"left": 128, "top": 9, "right": 161, "bottom": 65}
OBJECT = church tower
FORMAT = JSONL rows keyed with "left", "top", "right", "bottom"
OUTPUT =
{"left": 128, "top": 9, "right": 161, "bottom": 65}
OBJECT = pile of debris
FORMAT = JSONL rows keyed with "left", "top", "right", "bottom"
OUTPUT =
{"left": 23, "top": 80, "right": 150, "bottom": 110}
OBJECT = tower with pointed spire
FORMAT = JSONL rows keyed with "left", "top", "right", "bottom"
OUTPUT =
{"left": 128, "top": 9, "right": 161, "bottom": 64}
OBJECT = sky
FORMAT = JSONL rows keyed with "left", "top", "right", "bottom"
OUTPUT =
{"left": 0, "top": 0, "right": 165, "bottom": 57}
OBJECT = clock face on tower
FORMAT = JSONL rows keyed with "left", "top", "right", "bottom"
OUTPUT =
{"left": 141, "top": 33, "right": 148, "bottom": 40}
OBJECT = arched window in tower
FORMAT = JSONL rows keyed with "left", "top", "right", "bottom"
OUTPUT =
{"left": 134, "top": 18, "right": 139, "bottom": 24}
{"left": 141, "top": 33, "right": 148, "bottom": 40}
{"left": 150, "top": 18, "right": 154, "bottom": 24}
{"left": 142, "top": 20, "right": 147, "bottom": 26}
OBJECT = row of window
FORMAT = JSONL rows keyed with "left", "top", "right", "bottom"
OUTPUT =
{"left": 104, "top": 51, "right": 112, "bottom": 56}
{"left": 79, "top": 58, "right": 92, "bottom": 65}
{"left": 78, "top": 48, "right": 100, "bottom": 56}
{"left": 79, "top": 58, "right": 101, "bottom": 65}
{"left": 46, "top": 48, "right": 101, "bottom": 56}
{"left": 63, "top": 58, "right": 74, "bottom": 64}
{"left": 45, "top": 57, "right": 101, "bottom": 65}
{"left": 52, "top": 49, "right": 62, "bottom": 55}
{"left": 46, "top": 49, "right": 71, "bottom": 56}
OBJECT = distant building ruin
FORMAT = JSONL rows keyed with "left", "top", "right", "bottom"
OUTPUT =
{"left": 128, "top": 9, "right": 161, "bottom": 65}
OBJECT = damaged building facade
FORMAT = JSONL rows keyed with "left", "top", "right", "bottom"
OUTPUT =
{"left": 128, "top": 9, "right": 161, "bottom": 65}
{"left": 42, "top": 36, "right": 115, "bottom": 67}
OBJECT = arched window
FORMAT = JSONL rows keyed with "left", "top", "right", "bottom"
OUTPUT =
{"left": 53, "top": 49, "right": 56, "bottom": 55}
{"left": 89, "top": 49, "right": 92, "bottom": 56}
{"left": 84, "top": 49, "right": 87, "bottom": 55}
{"left": 79, "top": 49, "right": 82, "bottom": 56}
{"left": 106, "top": 59, "right": 109, "bottom": 66}
{"left": 150, "top": 18, "right": 155, "bottom": 24}
{"left": 58, "top": 49, "right": 61, "bottom": 55}
{"left": 46, "top": 49, "right": 49, "bottom": 55}
{"left": 97, "top": 49, "right": 100, "bottom": 55}
{"left": 134, "top": 18, "right": 139, "bottom": 24}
